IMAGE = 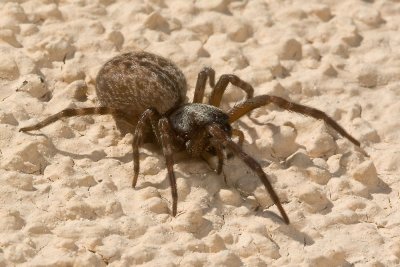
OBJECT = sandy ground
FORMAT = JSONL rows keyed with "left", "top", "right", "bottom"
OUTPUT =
{"left": 0, "top": 0, "right": 400, "bottom": 266}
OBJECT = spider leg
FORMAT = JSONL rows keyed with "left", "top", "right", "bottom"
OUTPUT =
{"left": 207, "top": 123, "right": 290, "bottom": 224}
{"left": 132, "top": 108, "right": 161, "bottom": 188}
{"left": 158, "top": 117, "right": 178, "bottom": 216}
{"left": 232, "top": 128, "right": 244, "bottom": 147}
{"left": 228, "top": 95, "right": 361, "bottom": 147}
{"left": 213, "top": 141, "right": 225, "bottom": 175}
{"left": 209, "top": 74, "right": 254, "bottom": 107}
{"left": 19, "top": 107, "right": 131, "bottom": 132}
{"left": 206, "top": 139, "right": 225, "bottom": 175}
{"left": 201, "top": 141, "right": 226, "bottom": 184}
{"left": 226, "top": 128, "right": 245, "bottom": 159}
{"left": 193, "top": 67, "right": 216, "bottom": 103}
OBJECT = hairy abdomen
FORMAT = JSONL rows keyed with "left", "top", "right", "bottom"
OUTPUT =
{"left": 95, "top": 51, "right": 187, "bottom": 122}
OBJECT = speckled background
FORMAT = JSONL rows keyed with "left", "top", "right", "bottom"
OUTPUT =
{"left": 0, "top": 0, "right": 399, "bottom": 266}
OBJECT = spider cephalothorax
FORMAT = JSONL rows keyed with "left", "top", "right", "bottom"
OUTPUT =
{"left": 169, "top": 103, "right": 232, "bottom": 155}
{"left": 20, "top": 51, "right": 363, "bottom": 224}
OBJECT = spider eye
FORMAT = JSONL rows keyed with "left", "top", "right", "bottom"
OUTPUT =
{"left": 223, "top": 124, "right": 232, "bottom": 135}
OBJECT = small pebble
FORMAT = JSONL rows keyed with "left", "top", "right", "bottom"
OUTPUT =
{"left": 303, "top": 122, "right": 337, "bottom": 158}
{"left": 208, "top": 251, "right": 242, "bottom": 267}
{"left": 302, "top": 44, "right": 321, "bottom": 60}
{"left": 308, "top": 5, "right": 333, "bottom": 22}
{"left": 226, "top": 19, "right": 252, "bottom": 42}
{"left": 0, "top": 111, "right": 18, "bottom": 125}
{"left": 180, "top": 255, "right": 207, "bottom": 266}
{"left": 325, "top": 209, "right": 359, "bottom": 225}
{"left": 326, "top": 154, "right": 342, "bottom": 174}
{"left": 218, "top": 188, "right": 243, "bottom": 207}
{"left": 352, "top": 118, "right": 380, "bottom": 142}
{"left": 203, "top": 233, "right": 226, "bottom": 253}
{"left": 236, "top": 176, "right": 257, "bottom": 195}
{"left": 234, "top": 234, "right": 280, "bottom": 259}
{"left": 312, "top": 158, "right": 329, "bottom": 169}
{"left": 19, "top": 74, "right": 48, "bottom": 99}
{"left": 20, "top": 24, "right": 39, "bottom": 36}
{"left": 73, "top": 252, "right": 104, "bottom": 267}
{"left": 33, "top": 3, "right": 62, "bottom": 21}
{"left": 172, "top": 209, "right": 204, "bottom": 233}
{"left": 270, "top": 125, "right": 299, "bottom": 158}
{"left": 36, "top": 36, "right": 75, "bottom": 62}
{"left": 195, "top": 0, "right": 229, "bottom": 13}
{"left": 0, "top": 52, "right": 19, "bottom": 80}
{"left": 357, "top": 65, "right": 378, "bottom": 88}
{"left": 0, "top": 29, "right": 21, "bottom": 47}
{"left": 355, "top": 8, "right": 383, "bottom": 27}
{"left": 2, "top": 3, "right": 28, "bottom": 23}
{"left": 180, "top": 40, "right": 209, "bottom": 59}
{"left": 64, "top": 174, "right": 97, "bottom": 188}
{"left": 5, "top": 171, "right": 34, "bottom": 191}
{"left": 103, "top": 200, "right": 124, "bottom": 217}
{"left": 144, "top": 11, "right": 170, "bottom": 33}
{"left": 306, "top": 166, "right": 331, "bottom": 185}
{"left": 307, "top": 248, "right": 346, "bottom": 267}
{"left": 56, "top": 238, "right": 78, "bottom": 251}
{"left": 43, "top": 157, "right": 74, "bottom": 181}
{"left": 341, "top": 27, "right": 363, "bottom": 47}
{"left": 330, "top": 41, "right": 349, "bottom": 58}
{"left": 140, "top": 156, "right": 162, "bottom": 176}
{"left": 139, "top": 186, "right": 161, "bottom": 200}
{"left": 326, "top": 178, "right": 369, "bottom": 201}
{"left": 66, "top": 197, "right": 96, "bottom": 220}
{"left": 390, "top": 241, "right": 400, "bottom": 259}
{"left": 278, "top": 38, "right": 302, "bottom": 60}
{"left": 286, "top": 150, "right": 314, "bottom": 169}
{"left": 320, "top": 63, "right": 337, "bottom": 77}
{"left": 296, "top": 183, "right": 330, "bottom": 213}
{"left": 62, "top": 62, "right": 85, "bottom": 83}
{"left": 352, "top": 160, "right": 379, "bottom": 188}
{"left": 254, "top": 186, "right": 273, "bottom": 208}
{"left": 107, "top": 30, "right": 124, "bottom": 50}
{"left": 0, "top": 210, "right": 25, "bottom": 231}
{"left": 4, "top": 244, "right": 35, "bottom": 263}
{"left": 143, "top": 197, "right": 169, "bottom": 214}
{"left": 24, "top": 222, "right": 50, "bottom": 234}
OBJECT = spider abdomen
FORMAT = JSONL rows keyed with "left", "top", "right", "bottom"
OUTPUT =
{"left": 95, "top": 52, "right": 188, "bottom": 121}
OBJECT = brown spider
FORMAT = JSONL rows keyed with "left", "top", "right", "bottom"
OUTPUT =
{"left": 20, "top": 51, "right": 362, "bottom": 224}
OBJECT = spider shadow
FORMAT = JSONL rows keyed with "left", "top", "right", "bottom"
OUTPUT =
{"left": 21, "top": 131, "right": 134, "bottom": 163}
{"left": 235, "top": 119, "right": 259, "bottom": 139}
{"left": 328, "top": 152, "right": 392, "bottom": 197}
{"left": 28, "top": 131, "right": 312, "bottom": 244}
{"left": 254, "top": 210, "right": 314, "bottom": 246}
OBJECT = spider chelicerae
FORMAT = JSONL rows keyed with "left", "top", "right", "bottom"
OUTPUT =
{"left": 20, "top": 51, "right": 362, "bottom": 224}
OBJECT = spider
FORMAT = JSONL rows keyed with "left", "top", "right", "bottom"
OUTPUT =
{"left": 20, "top": 51, "right": 362, "bottom": 224}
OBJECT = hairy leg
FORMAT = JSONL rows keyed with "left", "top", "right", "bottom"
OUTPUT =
{"left": 201, "top": 148, "right": 224, "bottom": 175}
{"left": 19, "top": 107, "right": 131, "bottom": 132}
{"left": 193, "top": 67, "right": 215, "bottom": 103}
{"left": 207, "top": 123, "right": 290, "bottom": 224}
{"left": 205, "top": 139, "right": 225, "bottom": 175}
{"left": 209, "top": 74, "right": 254, "bottom": 107}
{"left": 192, "top": 68, "right": 254, "bottom": 107}
{"left": 201, "top": 141, "right": 226, "bottom": 183}
{"left": 132, "top": 108, "right": 161, "bottom": 187}
{"left": 213, "top": 141, "right": 225, "bottom": 175}
{"left": 158, "top": 117, "right": 178, "bottom": 216}
{"left": 228, "top": 95, "right": 361, "bottom": 147}
{"left": 232, "top": 128, "right": 245, "bottom": 147}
